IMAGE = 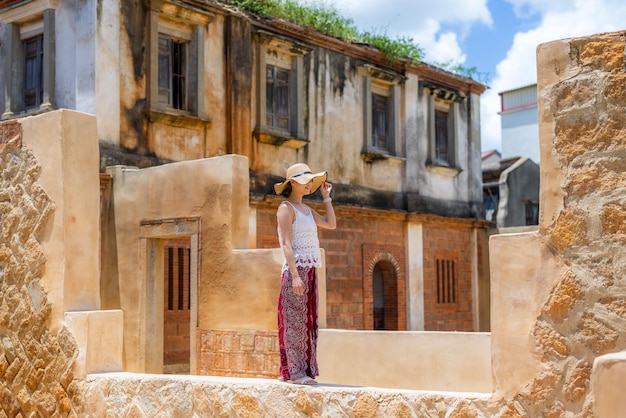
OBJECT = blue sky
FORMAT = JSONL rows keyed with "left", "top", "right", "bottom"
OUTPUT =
{"left": 324, "top": 0, "right": 626, "bottom": 153}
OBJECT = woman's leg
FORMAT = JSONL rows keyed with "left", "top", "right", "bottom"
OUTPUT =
{"left": 277, "top": 268, "right": 309, "bottom": 381}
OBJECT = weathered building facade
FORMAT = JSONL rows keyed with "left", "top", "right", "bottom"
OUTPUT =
{"left": 0, "top": 0, "right": 490, "bottom": 376}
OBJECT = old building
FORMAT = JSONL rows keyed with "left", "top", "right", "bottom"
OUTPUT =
{"left": 0, "top": 0, "right": 490, "bottom": 375}
{"left": 499, "top": 83, "right": 539, "bottom": 163}
{"left": 482, "top": 154, "right": 540, "bottom": 228}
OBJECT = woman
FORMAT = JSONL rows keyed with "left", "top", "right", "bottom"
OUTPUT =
{"left": 274, "top": 163, "right": 336, "bottom": 385}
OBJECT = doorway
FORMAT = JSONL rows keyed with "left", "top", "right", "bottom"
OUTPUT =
{"left": 372, "top": 260, "right": 399, "bottom": 331}
{"left": 140, "top": 218, "right": 200, "bottom": 374}
{"left": 163, "top": 238, "right": 191, "bottom": 374}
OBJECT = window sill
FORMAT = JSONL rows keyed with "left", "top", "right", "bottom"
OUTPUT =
{"left": 2, "top": 105, "right": 54, "bottom": 121}
{"left": 144, "top": 109, "right": 210, "bottom": 130}
{"left": 254, "top": 128, "right": 309, "bottom": 149}
{"left": 360, "top": 147, "right": 405, "bottom": 164}
{"left": 426, "top": 163, "right": 462, "bottom": 177}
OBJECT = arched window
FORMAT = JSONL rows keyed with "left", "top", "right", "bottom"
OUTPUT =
{"left": 373, "top": 264, "right": 385, "bottom": 330}
{"left": 371, "top": 260, "right": 398, "bottom": 331}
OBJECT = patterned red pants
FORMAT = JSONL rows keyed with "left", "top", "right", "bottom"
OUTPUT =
{"left": 277, "top": 266, "right": 318, "bottom": 381}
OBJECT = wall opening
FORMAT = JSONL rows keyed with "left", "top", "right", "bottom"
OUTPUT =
{"left": 372, "top": 260, "right": 398, "bottom": 331}
{"left": 163, "top": 237, "right": 191, "bottom": 374}
{"left": 141, "top": 218, "right": 200, "bottom": 374}
{"left": 373, "top": 263, "right": 385, "bottom": 330}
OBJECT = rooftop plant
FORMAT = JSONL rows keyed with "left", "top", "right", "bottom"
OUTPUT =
{"left": 220, "top": 0, "right": 489, "bottom": 84}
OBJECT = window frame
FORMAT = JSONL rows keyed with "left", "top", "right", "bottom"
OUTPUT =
{"left": 424, "top": 82, "right": 465, "bottom": 172}
{"left": 359, "top": 65, "right": 404, "bottom": 162}
{"left": 145, "top": 1, "right": 213, "bottom": 128}
{"left": 1, "top": 4, "right": 56, "bottom": 120}
{"left": 265, "top": 63, "right": 291, "bottom": 132}
{"left": 158, "top": 32, "right": 189, "bottom": 111}
{"left": 23, "top": 34, "right": 45, "bottom": 110}
{"left": 254, "top": 30, "right": 310, "bottom": 149}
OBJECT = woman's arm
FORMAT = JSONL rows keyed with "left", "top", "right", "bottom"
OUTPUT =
{"left": 277, "top": 203, "right": 305, "bottom": 296}
{"left": 312, "top": 182, "right": 336, "bottom": 230}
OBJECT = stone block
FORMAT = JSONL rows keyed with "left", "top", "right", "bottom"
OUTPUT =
{"left": 593, "top": 351, "right": 626, "bottom": 418}
{"left": 64, "top": 310, "right": 123, "bottom": 378}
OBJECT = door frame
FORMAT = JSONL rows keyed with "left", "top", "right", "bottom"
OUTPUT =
{"left": 140, "top": 217, "right": 201, "bottom": 374}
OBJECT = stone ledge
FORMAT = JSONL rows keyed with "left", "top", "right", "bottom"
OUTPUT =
{"left": 75, "top": 373, "right": 493, "bottom": 417}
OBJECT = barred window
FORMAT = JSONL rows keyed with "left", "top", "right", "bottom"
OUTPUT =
{"left": 265, "top": 64, "right": 290, "bottom": 131}
{"left": 434, "top": 109, "right": 449, "bottom": 163}
{"left": 165, "top": 246, "right": 191, "bottom": 311}
{"left": 372, "top": 93, "right": 388, "bottom": 151}
{"left": 23, "top": 35, "right": 44, "bottom": 110}
{"left": 158, "top": 34, "right": 187, "bottom": 111}
{"left": 436, "top": 258, "right": 457, "bottom": 304}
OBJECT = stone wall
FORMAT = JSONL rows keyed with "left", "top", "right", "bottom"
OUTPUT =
{"left": 0, "top": 124, "right": 79, "bottom": 416}
{"left": 490, "top": 30, "right": 626, "bottom": 416}
{"left": 529, "top": 29, "right": 626, "bottom": 415}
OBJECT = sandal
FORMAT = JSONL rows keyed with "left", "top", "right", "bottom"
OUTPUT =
{"left": 289, "top": 376, "right": 318, "bottom": 385}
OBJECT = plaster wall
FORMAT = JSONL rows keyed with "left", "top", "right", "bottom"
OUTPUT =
{"left": 592, "top": 351, "right": 626, "bottom": 418}
{"left": 106, "top": 155, "right": 252, "bottom": 372}
{"left": 318, "top": 329, "right": 491, "bottom": 392}
{"left": 0, "top": 110, "right": 121, "bottom": 416}
{"left": 20, "top": 110, "right": 101, "bottom": 325}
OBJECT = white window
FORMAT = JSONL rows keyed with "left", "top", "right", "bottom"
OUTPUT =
{"left": 1, "top": 3, "right": 56, "bottom": 119}
{"left": 360, "top": 65, "right": 403, "bottom": 162}
{"left": 254, "top": 31, "right": 310, "bottom": 149}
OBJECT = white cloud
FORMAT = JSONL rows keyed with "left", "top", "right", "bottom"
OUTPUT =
{"left": 482, "top": 0, "right": 626, "bottom": 152}
{"left": 334, "top": 0, "right": 492, "bottom": 31}
{"left": 400, "top": 19, "right": 467, "bottom": 64}
{"left": 332, "top": 0, "right": 491, "bottom": 63}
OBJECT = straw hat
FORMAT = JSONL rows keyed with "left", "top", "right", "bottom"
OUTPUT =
{"left": 274, "top": 163, "right": 327, "bottom": 195}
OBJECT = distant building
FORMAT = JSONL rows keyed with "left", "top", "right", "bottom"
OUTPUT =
{"left": 499, "top": 84, "right": 539, "bottom": 163}
{"left": 482, "top": 152, "right": 539, "bottom": 228}
{"left": 481, "top": 149, "right": 501, "bottom": 167}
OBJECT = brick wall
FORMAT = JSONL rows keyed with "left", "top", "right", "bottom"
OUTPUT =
{"left": 254, "top": 199, "right": 475, "bottom": 332}
{"left": 422, "top": 224, "right": 474, "bottom": 331}
{"left": 196, "top": 330, "right": 280, "bottom": 378}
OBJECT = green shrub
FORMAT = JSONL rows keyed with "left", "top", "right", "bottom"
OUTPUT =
{"left": 219, "top": 0, "right": 487, "bottom": 83}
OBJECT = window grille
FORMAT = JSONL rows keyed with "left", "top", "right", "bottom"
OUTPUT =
{"left": 166, "top": 247, "right": 191, "bottom": 311}
{"left": 158, "top": 34, "right": 187, "bottom": 111}
{"left": 435, "top": 109, "right": 449, "bottom": 163}
{"left": 265, "top": 64, "right": 290, "bottom": 130}
{"left": 436, "top": 258, "right": 456, "bottom": 304}
{"left": 23, "top": 35, "right": 44, "bottom": 110}
{"left": 372, "top": 93, "right": 388, "bottom": 150}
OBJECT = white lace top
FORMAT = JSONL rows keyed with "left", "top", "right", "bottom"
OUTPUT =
{"left": 278, "top": 201, "right": 322, "bottom": 271}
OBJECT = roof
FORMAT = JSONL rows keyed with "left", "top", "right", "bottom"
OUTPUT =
{"left": 481, "top": 149, "right": 501, "bottom": 160}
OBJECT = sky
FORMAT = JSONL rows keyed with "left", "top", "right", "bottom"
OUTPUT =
{"left": 323, "top": 0, "right": 626, "bottom": 153}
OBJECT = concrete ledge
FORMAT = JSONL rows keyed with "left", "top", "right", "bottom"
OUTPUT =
{"left": 592, "top": 351, "right": 626, "bottom": 418}
{"left": 65, "top": 310, "right": 124, "bottom": 378}
{"left": 318, "top": 329, "right": 492, "bottom": 392}
{"left": 76, "top": 373, "right": 492, "bottom": 417}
